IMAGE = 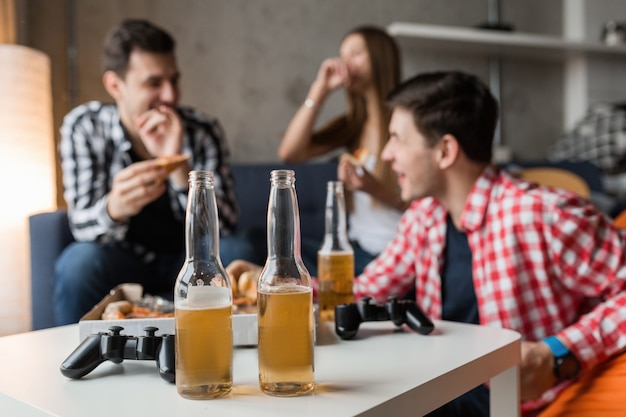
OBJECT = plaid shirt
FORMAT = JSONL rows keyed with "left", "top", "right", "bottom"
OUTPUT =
{"left": 60, "top": 101, "right": 238, "bottom": 259}
{"left": 547, "top": 102, "right": 626, "bottom": 174}
{"left": 355, "top": 164, "right": 626, "bottom": 411}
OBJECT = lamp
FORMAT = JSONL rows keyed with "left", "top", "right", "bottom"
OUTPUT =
{"left": 0, "top": 44, "right": 56, "bottom": 335}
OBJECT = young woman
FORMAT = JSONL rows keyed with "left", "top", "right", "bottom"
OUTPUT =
{"left": 279, "top": 26, "right": 406, "bottom": 274}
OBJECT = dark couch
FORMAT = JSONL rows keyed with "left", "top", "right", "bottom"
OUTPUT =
{"left": 29, "top": 162, "right": 338, "bottom": 330}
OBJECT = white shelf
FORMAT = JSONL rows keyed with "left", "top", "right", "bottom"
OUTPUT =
{"left": 388, "top": 21, "right": 626, "bottom": 132}
{"left": 387, "top": 22, "right": 626, "bottom": 60}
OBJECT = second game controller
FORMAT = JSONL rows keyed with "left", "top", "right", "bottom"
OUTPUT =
{"left": 334, "top": 296, "right": 435, "bottom": 339}
{"left": 60, "top": 325, "right": 175, "bottom": 382}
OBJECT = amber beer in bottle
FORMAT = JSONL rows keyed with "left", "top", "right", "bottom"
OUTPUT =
{"left": 317, "top": 181, "right": 354, "bottom": 321}
{"left": 257, "top": 169, "right": 315, "bottom": 396}
{"left": 174, "top": 170, "right": 233, "bottom": 399}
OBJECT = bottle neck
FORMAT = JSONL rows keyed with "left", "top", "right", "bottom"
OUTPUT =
{"left": 321, "top": 181, "right": 352, "bottom": 251}
{"left": 267, "top": 170, "right": 301, "bottom": 261}
{"left": 185, "top": 171, "right": 220, "bottom": 262}
{"left": 260, "top": 170, "right": 311, "bottom": 287}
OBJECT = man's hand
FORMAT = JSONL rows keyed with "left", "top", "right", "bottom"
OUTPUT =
{"left": 107, "top": 160, "right": 168, "bottom": 222}
{"left": 135, "top": 104, "right": 184, "bottom": 157}
{"left": 520, "top": 340, "right": 557, "bottom": 401}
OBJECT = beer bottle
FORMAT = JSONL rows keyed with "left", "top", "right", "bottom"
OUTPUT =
{"left": 257, "top": 169, "right": 315, "bottom": 396}
{"left": 317, "top": 181, "right": 354, "bottom": 321}
{"left": 174, "top": 170, "right": 233, "bottom": 399}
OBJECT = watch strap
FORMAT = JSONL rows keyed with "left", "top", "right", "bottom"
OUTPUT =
{"left": 543, "top": 335, "right": 569, "bottom": 358}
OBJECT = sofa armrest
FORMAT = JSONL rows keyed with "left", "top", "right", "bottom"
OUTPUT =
{"left": 29, "top": 210, "right": 74, "bottom": 330}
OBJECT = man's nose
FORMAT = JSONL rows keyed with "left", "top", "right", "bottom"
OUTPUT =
{"left": 160, "top": 82, "right": 178, "bottom": 104}
{"left": 381, "top": 141, "right": 394, "bottom": 161}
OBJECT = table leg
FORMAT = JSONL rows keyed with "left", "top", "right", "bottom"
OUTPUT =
{"left": 490, "top": 364, "right": 520, "bottom": 417}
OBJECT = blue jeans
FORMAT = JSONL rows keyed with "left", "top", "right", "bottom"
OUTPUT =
{"left": 425, "top": 384, "right": 490, "bottom": 417}
{"left": 54, "top": 233, "right": 260, "bottom": 325}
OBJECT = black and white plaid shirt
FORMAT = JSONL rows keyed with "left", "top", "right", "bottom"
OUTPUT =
{"left": 59, "top": 101, "right": 238, "bottom": 259}
{"left": 547, "top": 102, "right": 626, "bottom": 174}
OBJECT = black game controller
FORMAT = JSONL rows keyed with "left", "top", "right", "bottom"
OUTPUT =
{"left": 335, "top": 296, "right": 435, "bottom": 339}
{"left": 60, "top": 326, "right": 175, "bottom": 382}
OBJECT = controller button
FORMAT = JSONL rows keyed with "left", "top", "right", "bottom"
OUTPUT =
{"left": 143, "top": 326, "right": 158, "bottom": 336}
{"left": 108, "top": 325, "right": 124, "bottom": 335}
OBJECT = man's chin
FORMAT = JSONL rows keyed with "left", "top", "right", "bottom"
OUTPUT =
{"left": 402, "top": 189, "right": 424, "bottom": 202}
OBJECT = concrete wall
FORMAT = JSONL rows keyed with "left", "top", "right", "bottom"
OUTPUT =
{"left": 19, "top": 0, "right": 626, "bottom": 204}
{"left": 67, "top": 0, "right": 564, "bottom": 163}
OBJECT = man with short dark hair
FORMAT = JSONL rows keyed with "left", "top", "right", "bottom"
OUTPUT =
{"left": 55, "top": 19, "right": 250, "bottom": 325}
{"left": 356, "top": 70, "right": 626, "bottom": 416}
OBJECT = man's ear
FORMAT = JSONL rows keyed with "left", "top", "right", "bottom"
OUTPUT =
{"left": 437, "top": 134, "right": 460, "bottom": 170}
{"left": 102, "top": 71, "right": 123, "bottom": 101}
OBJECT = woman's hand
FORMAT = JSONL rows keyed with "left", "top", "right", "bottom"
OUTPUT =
{"left": 315, "top": 58, "right": 350, "bottom": 93}
{"left": 338, "top": 157, "right": 408, "bottom": 211}
{"left": 338, "top": 157, "right": 377, "bottom": 194}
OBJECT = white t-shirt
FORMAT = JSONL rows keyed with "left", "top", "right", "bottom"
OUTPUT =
{"left": 348, "top": 156, "right": 402, "bottom": 255}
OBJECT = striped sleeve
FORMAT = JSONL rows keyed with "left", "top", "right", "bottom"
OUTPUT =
{"left": 59, "top": 102, "right": 129, "bottom": 242}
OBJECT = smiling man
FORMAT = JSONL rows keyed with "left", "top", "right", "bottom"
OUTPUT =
{"left": 354, "top": 71, "right": 626, "bottom": 416}
{"left": 55, "top": 19, "right": 250, "bottom": 325}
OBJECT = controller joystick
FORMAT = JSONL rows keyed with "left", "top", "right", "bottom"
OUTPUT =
{"left": 60, "top": 326, "right": 175, "bottom": 382}
{"left": 157, "top": 333, "right": 175, "bottom": 382}
{"left": 334, "top": 296, "right": 434, "bottom": 340}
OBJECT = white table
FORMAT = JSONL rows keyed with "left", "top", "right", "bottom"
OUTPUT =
{"left": 0, "top": 320, "right": 520, "bottom": 416}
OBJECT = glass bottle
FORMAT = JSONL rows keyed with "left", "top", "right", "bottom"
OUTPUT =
{"left": 257, "top": 169, "right": 315, "bottom": 396}
{"left": 174, "top": 170, "right": 233, "bottom": 400}
{"left": 317, "top": 181, "right": 354, "bottom": 321}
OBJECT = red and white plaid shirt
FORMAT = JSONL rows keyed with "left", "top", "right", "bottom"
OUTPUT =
{"left": 354, "top": 164, "right": 626, "bottom": 411}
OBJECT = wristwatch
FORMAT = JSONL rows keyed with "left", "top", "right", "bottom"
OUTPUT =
{"left": 543, "top": 336, "right": 581, "bottom": 380}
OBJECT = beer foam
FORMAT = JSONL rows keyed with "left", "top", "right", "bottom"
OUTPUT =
{"left": 184, "top": 286, "right": 231, "bottom": 309}
{"left": 318, "top": 250, "right": 354, "bottom": 256}
{"left": 261, "top": 284, "right": 312, "bottom": 295}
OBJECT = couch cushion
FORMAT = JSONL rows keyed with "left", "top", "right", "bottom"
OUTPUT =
{"left": 231, "top": 162, "right": 338, "bottom": 242}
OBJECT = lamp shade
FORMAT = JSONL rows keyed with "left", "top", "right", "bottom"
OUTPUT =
{"left": 0, "top": 44, "right": 56, "bottom": 335}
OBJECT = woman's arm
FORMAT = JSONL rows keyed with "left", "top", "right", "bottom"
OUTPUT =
{"left": 278, "top": 58, "right": 349, "bottom": 163}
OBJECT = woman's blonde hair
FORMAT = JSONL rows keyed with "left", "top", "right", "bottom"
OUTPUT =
{"left": 312, "top": 26, "right": 401, "bottom": 210}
